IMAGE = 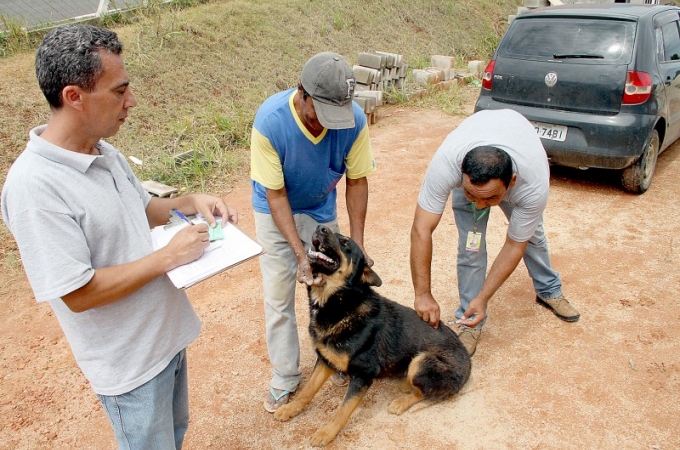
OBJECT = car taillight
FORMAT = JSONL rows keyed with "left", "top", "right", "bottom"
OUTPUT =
{"left": 481, "top": 60, "right": 496, "bottom": 90}
{"left": 622, "top": 71, "right": 652, "bottom": 105}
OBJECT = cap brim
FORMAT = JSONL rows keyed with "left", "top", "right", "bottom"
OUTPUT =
{"left": 312, "top": 98, "right": 355, "bottom": 130}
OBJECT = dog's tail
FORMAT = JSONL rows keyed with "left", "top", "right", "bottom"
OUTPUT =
{"left": 407, "top": 349, "right": 471, "bottom": 400}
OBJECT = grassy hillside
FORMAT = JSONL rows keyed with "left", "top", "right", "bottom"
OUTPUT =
{"left": 0, "top": 0, "right": 516, "bottom": 193}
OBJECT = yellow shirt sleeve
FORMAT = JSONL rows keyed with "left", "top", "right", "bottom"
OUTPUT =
{"left": 250, "top": 128, "right": 284, "bottom": 189}
{"left": 345, "top": 125, "right": 377, "bottom": 179}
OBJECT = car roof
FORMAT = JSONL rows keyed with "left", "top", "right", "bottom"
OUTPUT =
{"left": 518, "top": 3, "right": 680, "bottom": 21}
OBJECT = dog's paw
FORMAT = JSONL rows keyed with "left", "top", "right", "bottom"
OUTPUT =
{"left": 310, "top": 426, "right": 338, "bottom": 447}
{"left": 273, "top": 403, "right": 303, "bottom": 421}
{"left": 388, "top": 395, "right": 417, "bottom": 415}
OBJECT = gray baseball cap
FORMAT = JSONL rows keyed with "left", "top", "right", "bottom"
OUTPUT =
{"left": 301, "top": 52, "right": 356, "bottom": 130}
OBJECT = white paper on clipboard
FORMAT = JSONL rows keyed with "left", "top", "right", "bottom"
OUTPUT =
{"left": 151, "top": 217, "right": 264, "bottom": 289}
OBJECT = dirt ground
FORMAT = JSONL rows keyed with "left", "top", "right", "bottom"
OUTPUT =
{"left": 1, "top": 94, "right": 679, "bottom": 449}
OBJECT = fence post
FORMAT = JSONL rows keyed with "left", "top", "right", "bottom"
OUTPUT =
{"left": 96, "top": 0, "right": 110, "bottom": 18}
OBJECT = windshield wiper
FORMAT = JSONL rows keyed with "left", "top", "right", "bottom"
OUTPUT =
{"left": 553, "top": 53, "right": 605, "bottom": 59}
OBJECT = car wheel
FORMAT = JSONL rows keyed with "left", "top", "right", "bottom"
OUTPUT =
{"left": 621, "top": 129, "right": 659, "bottom": 194}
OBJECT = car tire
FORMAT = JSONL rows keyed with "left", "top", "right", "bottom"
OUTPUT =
{"left": 621, "top": 129, "right": 659, "bottom": 194}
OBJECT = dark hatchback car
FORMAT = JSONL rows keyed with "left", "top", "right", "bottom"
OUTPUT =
{"left": 474, "top": 4, "right": 680, "bottom": 193}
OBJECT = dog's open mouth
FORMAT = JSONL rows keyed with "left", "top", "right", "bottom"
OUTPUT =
{"left": 308, "top": 235, "right": 340, "bottom": 273}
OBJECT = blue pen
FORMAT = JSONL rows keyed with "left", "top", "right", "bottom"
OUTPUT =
{"left": 171, "top": 209, "right": 192, "bottom": 225}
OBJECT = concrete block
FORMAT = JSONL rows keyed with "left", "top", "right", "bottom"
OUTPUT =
{"left": 427, "top": 67, "right": 446, "bottom": 81}
{"left": 141, "top": 180, "right": 178, "bottom": 198}
{"left": 468, "top": 60, "right": 486, "bottom": 76}
{"left": 353, "top": 65, "right": 379, "bottom": 85}
{"left": 354, "top": 83, "right": 371, "bottom": 92}
{"left": 508, "top": 14, "right": 516, "bottom": 25}
{"left": 358, "top": 52, "right": 384, "bottom": 69}
{"left": 172, "top": 149, "right": 214, "bottom": 166}
{"left": 517, "top": 6, "right": 530, "bottom": 14}
{"left": 355, "top": 90, "right": 383, "bottom": 106}
{"left": 354, "top": 91, "right": 382, "bottom": 114}
{"left": 376, "top": 51, "right": 404, "bottom": 69}
{"left": 457, "top": 71, "right": 478, "bottom": 84}
{"left": 413, "top": 69, "right": 441, "bottom": 86}
{"left": 365, "top": 96, "right": 376, "bottom": 113}
{"left": 375, "top": 51, "right": 397, "bottom": 68}
{"left": 398, "top": 63, "right": 408, "bottom": 78}
{"left": 431, "top": 55, "right": 456, "bottom": 70}
{"left": 442, "top": 68, "right": 456, "bottom": 81}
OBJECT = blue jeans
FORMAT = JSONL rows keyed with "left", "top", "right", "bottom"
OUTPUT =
{"left": 97, "top": 349, "right": 189, "bottom": 450}
{"left": 254, "top": 212, "right": 340, "bottom": 392}
{"left": 452, "top": 188, "right": 563, "bottom": 328}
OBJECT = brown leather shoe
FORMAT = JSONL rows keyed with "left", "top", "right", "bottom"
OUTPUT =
{"left": 536, "top": 294, "right": 580, "bottom": 322}
{"left": 453, "top": 324, "right": 482, "bottom": 357}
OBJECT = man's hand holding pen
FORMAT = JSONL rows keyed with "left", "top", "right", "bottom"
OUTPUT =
{"left": 160, "top": 195, "right": 238, "bottom": 271}
{"left": 164, "top": 220, "right": 210, "bottom": 269}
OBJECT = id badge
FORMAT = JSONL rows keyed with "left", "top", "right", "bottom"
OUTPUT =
{"left": 466, "top": 231, "right": 482, "bottom": 252}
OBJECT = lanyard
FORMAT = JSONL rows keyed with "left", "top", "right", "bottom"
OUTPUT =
{"left": 471, "top": 203, "right": 489, "bottom": 233}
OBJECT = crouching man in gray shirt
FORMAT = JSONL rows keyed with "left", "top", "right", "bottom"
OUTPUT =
{"left": 1, "top": 24, "right": 237, "bottom": 449}
{"left": 410, "top": 109, "right": 579, "bottom": 357}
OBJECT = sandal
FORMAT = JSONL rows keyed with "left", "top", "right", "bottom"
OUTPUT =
{"left": 263, "top": 387, "right": 291, "bottom": 413}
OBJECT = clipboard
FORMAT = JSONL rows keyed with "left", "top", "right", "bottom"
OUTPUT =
{"left": 151, "top": 215, "right": 264, "bottom": 289}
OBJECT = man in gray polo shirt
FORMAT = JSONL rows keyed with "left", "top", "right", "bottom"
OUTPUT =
{"left": 1, "top": 24, "right": 237, "bottom": 449}
{"left": 410, "top": 109, "right": 579, "bottom": 357}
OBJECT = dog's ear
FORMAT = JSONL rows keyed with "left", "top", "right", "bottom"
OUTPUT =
{"left": 361, "top": 265, "right": 382, "bottom": 287}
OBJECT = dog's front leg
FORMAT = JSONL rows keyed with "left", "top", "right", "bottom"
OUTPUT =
{"left": 274, "top": 359, "right": 334, "bottom": 422}
{"left": 310, "top": 378, "right": 371, "bottom": 447}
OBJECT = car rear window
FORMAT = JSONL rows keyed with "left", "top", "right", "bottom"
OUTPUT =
{"left": 499, "top": 18, "right": 636, "bottom": 63}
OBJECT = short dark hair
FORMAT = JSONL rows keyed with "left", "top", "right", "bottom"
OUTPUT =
{"left": 35, "top": 24, "right": 123, "bottom": 109}
{"left": 461, "top": 146, "right": 514, "bottom": 187}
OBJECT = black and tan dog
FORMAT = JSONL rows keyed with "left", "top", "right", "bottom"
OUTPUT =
{"left": 273, "top": 225, "right": 471, "bottom": 447}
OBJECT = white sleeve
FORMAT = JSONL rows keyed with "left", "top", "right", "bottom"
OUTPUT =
{"left": 417, "top": 142, "right": 463, "bottom": 214}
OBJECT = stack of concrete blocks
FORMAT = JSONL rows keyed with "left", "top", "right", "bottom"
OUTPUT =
{"left": 352, "top": 51, "right": 408, "bottom": 125}
{"left": 509, "top": 0, "right": 562, "bottom": 25}
{"left": 411, "top": 55, "right": 465, "bottom": 90}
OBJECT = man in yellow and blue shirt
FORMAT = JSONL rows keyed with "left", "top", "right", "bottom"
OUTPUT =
{"left": 250, "top": 52, "right": 376, "bottom": 413}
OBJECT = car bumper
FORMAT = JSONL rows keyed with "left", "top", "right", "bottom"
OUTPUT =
{"left": 474, "top": 98, "right": 656, "bottom": 170}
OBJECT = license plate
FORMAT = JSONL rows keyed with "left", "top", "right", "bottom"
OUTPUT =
{"left": 531, "top": 121, "right": 567, "bottom": 142}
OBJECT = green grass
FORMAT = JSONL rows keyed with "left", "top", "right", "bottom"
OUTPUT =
{"left": 0, "top": 15, "right": 45, "bottom": 57}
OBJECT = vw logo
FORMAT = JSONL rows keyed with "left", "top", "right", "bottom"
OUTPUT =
{"left": 545, "top": 72, "right": 558, "bottom": 88}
